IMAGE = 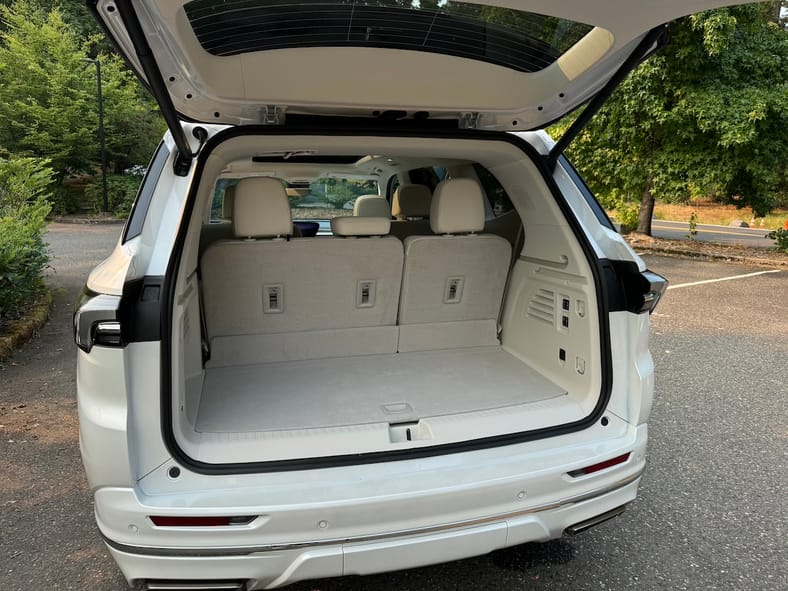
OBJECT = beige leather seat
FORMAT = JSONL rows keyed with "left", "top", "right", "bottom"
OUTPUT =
{"left": 353, "top": 194, "right": 391, "bottom": 218}
{"left": 201, "top": 179, "right": 403, "bottom": 366}
{"left": 389, "top": 184, "right": 433, "bottom": 240}
{"left": 392, "top": 184, "right": 431, "bottom": 220}
{"left": 398, "top": 178, "right": 512, "bottom": 352}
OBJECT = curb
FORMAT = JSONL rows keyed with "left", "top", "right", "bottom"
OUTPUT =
{"left": 50, "top": 215, "right": 125, "bottom": 225}
{"left": 633, "top": 245, "right": 788, "bottom": 268}
{"left": 0, "top": 289, "right": 53, "bottom": 363}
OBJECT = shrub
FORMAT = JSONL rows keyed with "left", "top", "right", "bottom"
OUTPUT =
{"left": 49, "top": 184, "right": 82, "bottom": 215}
{"left": 766, "top": 228, "right": 788, "bottom": 253}
{"left": 0, "top": 201, "right": 51, "bottom": 319}
{"left": 84, "top": 174, "right": 142, "bottom": 218}
{"left": 0, "top": 155, "right": 53, "bottom": 320}
{"left": 0, "top": 155, "right": 53, "bottom": 208}
{"left": 614, "top": 197, "right": 640, "bottom": 233}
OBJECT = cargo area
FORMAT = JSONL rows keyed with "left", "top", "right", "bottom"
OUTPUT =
{"left": 195, "top": 347, "right": 565, "bottom": 434}
{"left": 168, "top": 134, "right": 603, "bottom": 467}
{"left": 177, "top": 344, "right": 581, "bottom": 464}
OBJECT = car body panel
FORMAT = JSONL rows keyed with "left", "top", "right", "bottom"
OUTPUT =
{"left": 93, "top": 0, "right": 746, "bottom": 130}
{"left": 92, "top": 421, "right": 645, "bottom": 588}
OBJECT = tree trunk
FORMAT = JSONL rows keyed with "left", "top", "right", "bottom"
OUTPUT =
{"left": 636, "top": 179, "right": 655, "bottom": 235}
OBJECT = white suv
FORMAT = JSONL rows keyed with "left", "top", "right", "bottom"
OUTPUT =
{"left": 73, "top": 1, "right": 744, "bottom": 589}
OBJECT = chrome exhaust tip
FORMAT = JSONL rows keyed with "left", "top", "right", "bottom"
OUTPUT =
{"left": 565, "top": 504, "right": 627, "bottom": 536}
{"left": 143, "top": 581, "right": 246, "bottom": 591}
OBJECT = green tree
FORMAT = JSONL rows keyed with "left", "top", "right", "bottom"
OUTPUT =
{"left": 0, "top": 0, "right": 162, "bottom": 178}
{"left": 556, "top": 3, "right": 788, "bottom": 234}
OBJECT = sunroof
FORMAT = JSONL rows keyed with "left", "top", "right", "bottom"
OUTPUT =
{"left": 184, "top": 0, "right": 592, "bottom": 73}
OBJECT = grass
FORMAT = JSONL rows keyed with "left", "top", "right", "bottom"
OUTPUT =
{"left": 652, "top": 202, "right": 788, "bottom": 230}
{"left": 0, "top": 287, "right": 52, "bottom": 362}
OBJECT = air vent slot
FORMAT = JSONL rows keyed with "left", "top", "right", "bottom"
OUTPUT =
{"left": 527, "top": 288, "right": 555, "bottom": 324}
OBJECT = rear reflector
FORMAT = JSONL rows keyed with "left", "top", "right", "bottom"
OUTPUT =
{"left": 149, "top": 516, "right": 255, "bottom": 527}
{"left": 567, "top": 452, "right": 630, "bottom": 477}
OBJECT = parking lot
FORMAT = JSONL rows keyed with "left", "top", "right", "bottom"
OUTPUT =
{"left": 1, "top": 224, "right": 785, "bottom": 590}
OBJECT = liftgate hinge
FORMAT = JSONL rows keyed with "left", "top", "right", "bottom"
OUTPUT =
{"left": 261, "top": 105, "right": 286, "bottom": 125}
{"left": 459, "top": 112, "right": 480, "bottom": 129}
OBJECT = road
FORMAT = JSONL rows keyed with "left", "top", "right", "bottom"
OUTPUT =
{"left": 651, "top": 219, "right": 775, "bottom": 247}
{"left": 1, "top": 223, "right": 786, "bottom": 590}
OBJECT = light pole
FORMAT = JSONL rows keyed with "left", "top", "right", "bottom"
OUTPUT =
{"left": 82, "top": 57, "right": 108, "bottom": 213}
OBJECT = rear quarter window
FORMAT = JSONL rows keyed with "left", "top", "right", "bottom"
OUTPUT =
{"left": 123, "top": 142, "right": 170, "bottom": 242}
{"left": 473, "top": 163, "right": 514, "bottom": 218}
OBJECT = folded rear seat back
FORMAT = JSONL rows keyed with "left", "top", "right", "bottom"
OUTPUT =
{"left": 201, "top": 179, "right": 403, "bottom": 367}
{"left": 398, "top": 178, "right": 511, "bottom": 352}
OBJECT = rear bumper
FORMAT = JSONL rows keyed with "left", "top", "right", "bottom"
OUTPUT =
{"left": 101, "top": 468, "right": 642, "bottom": 589}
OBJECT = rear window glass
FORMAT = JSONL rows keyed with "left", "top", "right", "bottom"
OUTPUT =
{"left": 474, "top": 163, "right": 514, "bottom": 218}
{"left": 289, "top": 177, "right": 379, "bottom": 220}
{"left": 184, "top": 0, "right": 592, "bottom": 73}
{"left": 123, "top": 142, "right": 170, "bottom": 242}
{"left": 211, "top": 176, "right": 379, "bottom": 222}
{"left": 408, "top": 167, "right": 443, "bottom": 193}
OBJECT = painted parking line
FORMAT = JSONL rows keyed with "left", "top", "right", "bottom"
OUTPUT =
{"left": 667, "top": 270, "right": 781, "bottom": 290}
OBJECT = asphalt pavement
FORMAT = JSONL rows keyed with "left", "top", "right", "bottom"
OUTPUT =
{"left": 651, "top": 220, "right": 776, "bottom": 248}
{"left": 1, "top": 223, "right": 786, "bottom": 590}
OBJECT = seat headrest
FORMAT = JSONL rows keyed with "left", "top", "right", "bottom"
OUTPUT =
{"left": 331, "top": 216, "right": 391, "bottom": 237}
{"left": 392, "top": 184, "right": 432, "bottom": 219}
{"left": 221, "top": 184, "right": 236, "bottom": 220}
{"left": 430, "top": 178, "right": 485, "bottom": 235}
{"left": 233, "top": 177, "right": 293, "bottom": 239}
{"left": 353, "top": 195, "right": 391, "bottom": 218}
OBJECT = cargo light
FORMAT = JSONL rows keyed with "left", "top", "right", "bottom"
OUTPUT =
{"left": 149, "top": 516, "right": 256, "bottom": 527}
{"left": 567, "top": 452, "right": 630, "bottom": 477}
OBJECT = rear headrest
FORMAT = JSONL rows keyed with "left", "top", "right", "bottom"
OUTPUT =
{"left": 233, "top": 177, "right": 292, "bottom": 239}
{"left": 221, "top": 184, "right": 235, "bottom": 220}
{"left": 430, "top": 178, "right": 485, "bottom": 235}
{"left": 392, "top": 184, "right": 432, "bottom": 219}
{"left": 353, "top": 195, "right": 390, "bottom": 218}
{"left": 331, "top": 216, "right": 391, "bottom": 237}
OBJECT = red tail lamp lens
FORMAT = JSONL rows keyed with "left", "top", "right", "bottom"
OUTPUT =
{"left": 149, "top": 516, "right": 254, "bottom": 527}
{"left": 568, "top": 453, "right": 631, "bottom": 477}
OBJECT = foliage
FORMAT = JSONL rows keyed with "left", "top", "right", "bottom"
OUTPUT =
{"left": 766, "top": 228, "right": 788, "bottom": 252}
{"left": 0, "top": 155, "right": 52, "bottom": 319}
{"left": 0, "top": 0, "right": 163, "bottom": 180}
{"left": 48, "top": 183, "right": 82, "bottom": 215}
{"left": 84, "top": 174, "right": 141, "bottom": 218}
{"left": 687, "top": 211, "right": 699, "bottom": 240}
{"left": 0, "top": 153, "right": 54, "bottom": 207}
{"left": 554, "top": 3, "right": 788, "bottom": 233}
{"left": 613, "top": 196, "right": 640, "bottom": 233}
{"left": 308, "top": 178, "right": 378, "bottom": 209}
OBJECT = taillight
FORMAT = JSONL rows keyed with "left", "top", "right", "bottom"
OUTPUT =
{"left": 567, "top": 452, "right": 631, "bottom": 477}
{"left": 606, "top": 261, "right": 668, "bottom": 315}
{"left": 637, "top": 270, "right": 668, "bottom": 314}
{"left": 73, "top": 287, "right": 123, "bottom": 352}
